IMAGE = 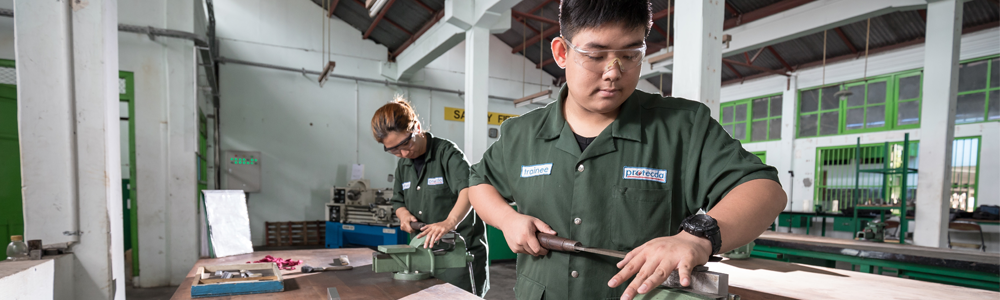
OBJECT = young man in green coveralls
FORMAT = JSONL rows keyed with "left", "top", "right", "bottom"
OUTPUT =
{"left": 468, "top": 1, "right": 786, "bottom": 300}
{"left": 371, "top": 98, "right": 488, "bottom": 296}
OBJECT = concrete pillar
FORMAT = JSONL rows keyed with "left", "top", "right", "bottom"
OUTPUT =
{"left": 781, "top": 75, "right": 798, "bottom": 211}
{"left": 15, "top": 0, "right": 125, "bottom": 299}
{"left": 671, "top": 0, "right": 724, "bottom": 118}
{"left": 464, "top": 25, "right": 490, "bottom": 164}
{"left": 915, "top": 0, "right": 962, "bottom": 248}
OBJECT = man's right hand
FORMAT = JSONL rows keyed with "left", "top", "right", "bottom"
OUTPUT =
{"left": 396, "top": 208, "right": 419, "bottom": 234}
{"left": 500, "top": 213, "right": 557, "bottom": 256}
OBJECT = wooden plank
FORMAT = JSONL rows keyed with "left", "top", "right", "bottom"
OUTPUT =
{"left": 710, "top": 258, "right": 999, "bottom": 300}
{"left": 758, "top": 231, "right": 999, "bottom": 264}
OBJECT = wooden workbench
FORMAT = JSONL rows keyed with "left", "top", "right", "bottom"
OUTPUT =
{"left": 171, "top": 248, "right": 478, "bottom": 300}
{"left": 756, "top": 231, "right": 1000, "bottom": 273}
{"left": 714, "top": 258, "right": 999, "bottom": 299}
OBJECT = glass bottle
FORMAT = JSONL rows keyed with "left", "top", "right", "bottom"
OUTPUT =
{"left": 6, "top": 235, "right": 29, "bottom": 261}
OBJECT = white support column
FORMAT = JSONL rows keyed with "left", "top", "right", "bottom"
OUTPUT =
{"left": 781, "top": 75, "right": 798, "bottom": 211}
{"left": 915, "top": 0, "right": 962, "bottom": 248}
{"left": 464, "top": 25, "right": 490, "bottom": 164}
{"left": 15, "top": 0, "right": 125, "bottom": 299}
{"left": 671, "top": 0, "right": 724, "bottom": 118}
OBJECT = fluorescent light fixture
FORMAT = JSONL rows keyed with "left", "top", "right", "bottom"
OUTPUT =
{"left": 514, "top": 90, "right": 553, "bottom": 108}
{"left": 368, "top": 0, "right": 390, "bottom": 18}
{"left": 318, "top": 61, "right": 336, "bottom": 87}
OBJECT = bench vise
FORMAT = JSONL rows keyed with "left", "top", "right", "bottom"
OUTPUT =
{"left": 372, "top": 231, "right": 474, "bottom": 281}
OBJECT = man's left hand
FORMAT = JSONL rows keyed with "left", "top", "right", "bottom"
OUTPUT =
{"left": 415, "top": 220, "right": 458, "bottom": 249}
{"left": 608, "top": 232, "right": 713, "bottom": 300}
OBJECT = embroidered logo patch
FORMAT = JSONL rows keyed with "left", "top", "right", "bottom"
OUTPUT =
{"left": 428, "top": 177, "right": 444, "bottom": 185}
{"left": 623, "top": 167, "right": 668, "bottom": 183}
{"left": 402, "top": 181, "right": 411, "bottom": 190}
{"left": 521, "top": 163, "right": 553, "bottom": 178}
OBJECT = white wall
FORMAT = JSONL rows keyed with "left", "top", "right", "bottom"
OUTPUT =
{"left": 0, "top": 259, "right": 55, "bottom": 300}
{"left": 724, "top": 28, "right": 1000, "bottom": 252}
{"left": 214, "top": 0, "right": 557, "bottom": 246}
{"left": 118, "top": 0, "right": 202, "bottom": 287}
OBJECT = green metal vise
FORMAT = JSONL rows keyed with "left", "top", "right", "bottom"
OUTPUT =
{"left": 372, "top": 232, "right": 474, "bottom": 281}
{"left": 632, "top": 266, "right": 738, "bottom": 300}
{"left": 721, "top": 242, "right": 755, "bottom": 260}
{"left": 857, "top": 221, "right": 886, "bottom": 242}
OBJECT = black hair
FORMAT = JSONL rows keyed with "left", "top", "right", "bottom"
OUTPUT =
{"left": 559, "top": 0, "right": 652, "bottom": 42}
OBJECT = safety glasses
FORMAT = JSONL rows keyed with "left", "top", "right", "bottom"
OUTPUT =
{"left": 561, "top": 36, "right": 646, "bottom": 74}
{"left": 383, "top": 132, "right": 416, "bottom": 154}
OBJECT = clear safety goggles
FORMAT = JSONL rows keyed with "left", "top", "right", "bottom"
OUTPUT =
{"left": 561, "top": 36, "right": 646, "bottom": 74}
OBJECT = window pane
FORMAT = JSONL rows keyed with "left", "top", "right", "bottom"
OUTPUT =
{"left": 956, "top": 92, "right": 986, "bottom": 123}
{"left": 735, "top": 123, "right": 747, "bottom": 140}
{"left": 991, "top": 58, "right": 999, "bottom": 88}
{"left": 820, "top": 111, "right": 839, "bottom": 135}
{"left": 846, "top": 85, "right": 866, "bottom": 107}
{"left": 769, "top": 118, "right": 781, "bottom": 140}
{"left": 846, "top": 107, "right": 865, "bottom": 130}
{"left": 799, "top": 114, "right": 818, "bottom": 137}
{"left": 770, "top": 95, "right": 783, "bottom": 116}
{"left": 897, "top": 100, "right": 920, "bottom": 125}
{"left": 723, "top": 106, "right": 734, "bottom": 123}
{"left": 735, "top": 103, "right": 747, "bottom": 122}
{"left": 821, "top": 86, "right": 840, "bottom": 110}
{"left": 866, "top": 105, "right": 885, "bottom": 128}
{"left": 752, "top": 98, "right": 769, "bottom": 119}
{"left": 867, "top": 81, "right": 887, "bottom": 104}
{"left": 752, "top": 120, "right": 768, "bottom": 141}
{"left": 724, "top": 124, "right": 735, "bottom": 137}
{"left": 989, "top": 89, "right": 999, "bottom": 120}
{"left": 899, "top": 75, "right": 921, "bottom": 100}
{"left": 958, "top": 60, "right": 988, "bottom": 92}
{"left": 801, "top": 90, "right": 819, "bottom": 112}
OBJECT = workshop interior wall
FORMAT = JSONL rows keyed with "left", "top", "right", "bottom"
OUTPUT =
{"left": 213, "top": 0, "right": 575, "bottom": 246}
{"left": 724, "top": 28, "right": 1000, "bottom": 253}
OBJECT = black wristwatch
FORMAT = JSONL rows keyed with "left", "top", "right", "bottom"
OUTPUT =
{"left": 680, "top": 214, "right": 722, "bottom": 257}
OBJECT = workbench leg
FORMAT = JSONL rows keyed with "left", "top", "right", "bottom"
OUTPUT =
{"left": 877, "top": 266, "right": 883, "bottom": 275}
{"left": 806, "top": 217, "right": 812, "bottom": 235}
{"left": 821, "top": 217, "right": 827, "bottom": 237}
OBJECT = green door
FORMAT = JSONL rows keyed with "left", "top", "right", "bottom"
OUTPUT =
{"left": 0, "top": 84, "right": 23, "bottom": 253}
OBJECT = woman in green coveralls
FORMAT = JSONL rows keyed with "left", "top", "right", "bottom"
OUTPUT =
{"left": 370, "top": 96, "right": 488, "bottom": 297}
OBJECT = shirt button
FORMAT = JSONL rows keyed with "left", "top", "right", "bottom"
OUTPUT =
{"left": 577, "top": 164, "right": 585, "bottom": 172}
{"left": 574, "top": 218, "right": 582, "bottom": 225}
{"left": 418, "top": 211, "right": 423, "bottom": 215}
{"left": 416, "top": 186, "right": 421, "bottom": 191}
{"left": 571, "top": 271, "right": 579, "bottom": 278}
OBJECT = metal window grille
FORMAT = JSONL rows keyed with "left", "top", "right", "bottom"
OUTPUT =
{"left": 0, "top": 66, "right": 16, "bottom": 85}
{"left": 814, "top": 141, "right": 918, "bottom": 213}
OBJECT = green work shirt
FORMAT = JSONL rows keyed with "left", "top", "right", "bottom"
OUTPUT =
{"left": 390, "top": 132, "right": 488, "bottom": 295}
{"left": 470, "top": 86, "right": 779, "bottom": 300}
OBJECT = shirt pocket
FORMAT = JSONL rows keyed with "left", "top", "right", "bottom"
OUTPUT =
{"left": 610, "top": 186, "right": 673, "bottom": 250}
{"left": 514, "top": 274, "right": 545, "bottom": 300}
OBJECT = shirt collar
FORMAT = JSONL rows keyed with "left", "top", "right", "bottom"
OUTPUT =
{"left": 535, "top": 85, "right": 643, "bottom": 142}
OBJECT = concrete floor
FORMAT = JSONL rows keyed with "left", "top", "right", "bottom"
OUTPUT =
{"left": 124, "top": 260, "right": 519, "bottom": 299}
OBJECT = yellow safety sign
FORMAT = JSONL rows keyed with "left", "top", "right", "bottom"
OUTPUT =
{"left": 444, "top": 107, "right": 518, "bottom": 126}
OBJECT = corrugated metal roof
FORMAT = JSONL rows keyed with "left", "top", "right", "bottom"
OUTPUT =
{"left": 314, "top": 0, "right": 998, "bottom": 89}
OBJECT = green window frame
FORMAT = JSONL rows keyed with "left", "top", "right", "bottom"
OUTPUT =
{"left": 797, "top": 71, "right": 922, "bottom": 138}
{"left": 721, "top": 93, "right": 782, "bottom": 143}
{"left": 955, "top": 55, "right": 1000, "bottom": 124}
{"left": 752, "top": 151, "right": 767, "bottom": 164}
{"left": 843, "top": 78, "right": 891, "bottom": 133}
{"left": 813, "top": 141, "right": 919, "bottom": 214}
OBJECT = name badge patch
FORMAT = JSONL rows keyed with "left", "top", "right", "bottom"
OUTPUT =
{"left": 521, "top": 163, "right": 553, "bottom": 178}
{"left": 428, "top": 177, "right": 444, "bottom": 185}
{"left": 402, "top": 182, "right": 411, "bottom": 190}
{"left": 623, "top": 167, "right": 668, "bottom": 183}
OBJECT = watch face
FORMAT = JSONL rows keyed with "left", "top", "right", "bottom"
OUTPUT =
{"left": 689, "top": 215, "right": 716, "bottom": 230}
